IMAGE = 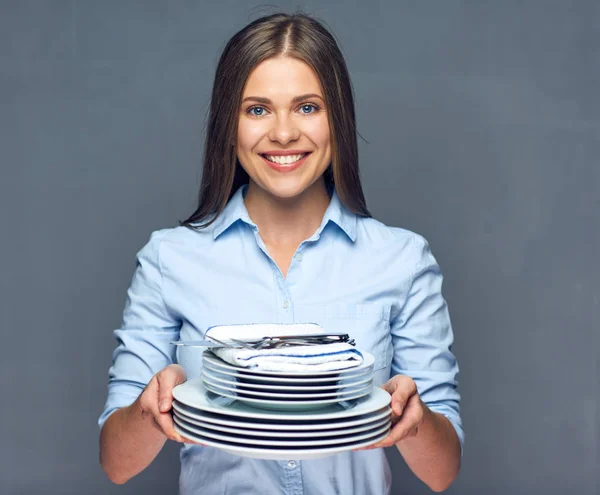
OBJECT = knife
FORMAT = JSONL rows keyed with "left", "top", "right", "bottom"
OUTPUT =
{"left": 170, "top": 339, "right": 229, "bottom": 348}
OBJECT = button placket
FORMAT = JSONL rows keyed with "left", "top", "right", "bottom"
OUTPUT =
{"left": 275, "top": 271, "right": 294, "bottom": 323}
{"left": 278, "top": 273, "right": 291, "bottom": 310}
{"left": 282, "top": 459, "right": 303, "bottom": 494}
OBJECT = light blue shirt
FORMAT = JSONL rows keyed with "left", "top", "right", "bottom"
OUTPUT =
{"left": 99, "top": 184, "right": 464, "bottom": 495}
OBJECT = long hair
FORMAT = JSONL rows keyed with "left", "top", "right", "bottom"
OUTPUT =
{"left": 180, "top": 12, "right": 371, "bottom": 229}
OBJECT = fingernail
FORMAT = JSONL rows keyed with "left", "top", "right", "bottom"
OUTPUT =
{"left": 159, "top": 400, "right": 169, "bottom": 412}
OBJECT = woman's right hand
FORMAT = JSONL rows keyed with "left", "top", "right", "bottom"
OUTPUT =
{"left": 135, "top": 363, "right": 202, "bottom": 444}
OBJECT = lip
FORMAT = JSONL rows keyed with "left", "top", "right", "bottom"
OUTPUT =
{"left": 260, "top": 152, "right": 311, "bottom": 173}
{"left": 261, "top": 150, "right": 311, "bottom": 156}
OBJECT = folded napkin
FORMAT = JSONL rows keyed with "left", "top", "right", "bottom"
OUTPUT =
{"left": 211, "top": 343, "right": 363, "bottom": 372}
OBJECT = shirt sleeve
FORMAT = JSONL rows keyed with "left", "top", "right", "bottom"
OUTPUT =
{"left": 390, "top": 234, "right": 465, "bottom": 456}
{"left": 98, "top": 230, "right": 181, "bottom": 429}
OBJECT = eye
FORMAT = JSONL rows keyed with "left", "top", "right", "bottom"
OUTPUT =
{"left": 247, "top": 106, "right": 266, "bottom": 117}
{"left": 299, "top": 103, "right": 319, "bottom": 114}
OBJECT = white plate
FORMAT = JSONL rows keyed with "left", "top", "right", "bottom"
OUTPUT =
{"left": 172, "top": 380, "right": 391, "bottom": 421}
{"left": 201, "top": 371, "right": 374, "bottom": 399}
{"left": 202, "top": 358, "right": 372, "bottom": 384}
{"left": 202, "top": 379, "right": 373, "bottom": 401}
{"left": 174, "top": 415, "right": 390, "bottom": 447}
{"left": 173, "top": 411, "right": 391, "bottom": 438}
{"left": 173, "top": 424, "right": 390, "bottom": 460}
{"left": 203, "top": 350, "right": 374, "bottom": 377}
{"left": 203, "top": 381, "right": 371, "bottom": 411}
{"left": 202, "top": 375, "right": 372, "bottom": 399}
{"left": 172, "top": 400, "right": 391, "bottom": 431}
{"left": 201, "top": 366, "right": 374, "bottom": 391}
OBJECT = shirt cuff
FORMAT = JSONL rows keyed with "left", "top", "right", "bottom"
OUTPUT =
{"left": 97, "top": 382, "right": 145, "bottom": 430}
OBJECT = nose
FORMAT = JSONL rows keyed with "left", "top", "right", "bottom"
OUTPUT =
{"left": 268, "top": 113, "right": 300, "bottom": 144}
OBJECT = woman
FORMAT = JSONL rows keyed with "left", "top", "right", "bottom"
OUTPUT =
{"left": 99, "top": 12, "right": 463, "bottom": 494}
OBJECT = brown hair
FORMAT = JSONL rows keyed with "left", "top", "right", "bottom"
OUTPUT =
{"left": 180, "top": 11, "right": 371, "bottom": 229}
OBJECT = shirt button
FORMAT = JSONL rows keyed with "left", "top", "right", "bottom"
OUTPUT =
{"left": 295, "top": 253, "right": 303, "bottom": 262}
{"left": 287, "top": 460, "right": 297, "bottom": 469}
{"left": 282, "top": 300, "right": 290, "bottom": 309}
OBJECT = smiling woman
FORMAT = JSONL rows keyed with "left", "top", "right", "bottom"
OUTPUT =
{"left": 98, "top": 11, "right": 463, "bottom": 495}
{"left": 179, "top": 13, "right": 370, "bottom": 230}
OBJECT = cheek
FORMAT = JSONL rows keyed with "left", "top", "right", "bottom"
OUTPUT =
{"left": 237, "top": 121, "right": 265, "bottom": 152}
{"left": 305, "top": 119, "right": 331, "bottom": 149}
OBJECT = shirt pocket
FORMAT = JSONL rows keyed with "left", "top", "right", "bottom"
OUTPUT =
{"left": 320, "top": 303, "right": 392, "bottom": 374}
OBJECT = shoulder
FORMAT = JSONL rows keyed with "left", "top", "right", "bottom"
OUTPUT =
{"left": 356, "top": 216, "right": 431, "bottom": 254}
{"left": 136, "top": 222, "right": 217, "bottom": 257}
{"left": 355, "top": 217, "right": 442, "bottom": 282}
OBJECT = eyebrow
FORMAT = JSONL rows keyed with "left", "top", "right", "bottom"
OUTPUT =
{"left": 241, "top": 93, "right": 325, "bottom": 105}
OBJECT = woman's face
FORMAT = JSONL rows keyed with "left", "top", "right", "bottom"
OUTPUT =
{"left": 236, "top": 56, "right": 332, "bottom": 200}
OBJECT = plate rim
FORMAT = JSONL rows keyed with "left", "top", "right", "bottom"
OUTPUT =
{"left": 172, "top": 400, "right": 392, "bottom": 430}
{"left": 173, "top": 423, "right": 390, "bottom": 459}
{"left": 172, "top": 379, "right": 391, "bottom": 420}
{"left": 201, "top": 372, "right": 374, "bottom": 399}
{"left": 174, "top": 416, "right": 391, "bottom": 447}
{"left": 173, "top": 411, "right": 391, "bottom": 438}
{"left": 201, "top": 366, "right": 374, "bottom": 391}
{"left": 202, "top": 359, "right": 373, "bottom": 383}
{"left": 203, "top": 381, "right": 371, "bottom": 407}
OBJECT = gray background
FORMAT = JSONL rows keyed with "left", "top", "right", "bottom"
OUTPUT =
{"left": 0, "top": 1, "right": 597, "bottom": 494}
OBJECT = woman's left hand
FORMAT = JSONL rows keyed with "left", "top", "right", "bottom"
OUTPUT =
{"left": 356, "top": 374, "right": 428, "bottom": 450}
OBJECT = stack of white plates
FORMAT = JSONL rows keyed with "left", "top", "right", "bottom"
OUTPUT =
{"left": 201, "top": 350, "right": 376, "bottom": 411}
{"left": 172, "top": 380, "right": 392, "bottom": 460}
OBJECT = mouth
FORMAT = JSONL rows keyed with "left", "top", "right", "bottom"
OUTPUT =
{"left": 260, "top": 152, "right": 311, "bottom": 165}
{"left": 259, "top": 152, "right": 312, "bottom": 173}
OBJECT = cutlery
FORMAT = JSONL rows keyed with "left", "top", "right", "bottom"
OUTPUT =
{"left": 171, "top": 333, "right": 354, "bottom": 349}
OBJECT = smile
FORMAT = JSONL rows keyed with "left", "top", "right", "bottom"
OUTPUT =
{"left": 261, "top": 153, "right": 309, "bottom": 164}
{"left": 260, "top": 152, "right": 312, "bottom": 173}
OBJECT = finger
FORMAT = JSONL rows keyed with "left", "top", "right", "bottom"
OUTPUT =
{"left": 153, "top": 410, "right": 186, "bottom": 442}
{"left": 138, "top": 377, "right": 183, "bottom": 442}
{"left": 160, "top": 415, "right": 208, "bottom": 445}
{"left": 378, "top": 381, "right": 395, "bottom": 394}
{"left": 389, "top": 379, "right": 417, "bottom": 417}
{"left": 156, "top": 367, "right": 185, "bottom": 413}
{"left": 169, "top": 421, "right": 208, "bottom": 446}
{"left": 177, "top": 432, "right": 208, "bottom": 446}
{"left": 364, "top": 395, "right": 424, "bottom": 449}
{"left": 138, "top": 376, "right": 160, "bottom": 422}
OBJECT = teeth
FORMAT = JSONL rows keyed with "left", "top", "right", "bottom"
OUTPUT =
{"left": 263, "top": 153, "right": 307, "bottom": 164}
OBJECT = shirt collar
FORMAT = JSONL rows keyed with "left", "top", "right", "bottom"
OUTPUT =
{"left": 213, "top": 184, "right": 357, "bottom": 242}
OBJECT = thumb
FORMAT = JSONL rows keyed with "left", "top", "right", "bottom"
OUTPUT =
{"left": 386, "top": 384, "right": 404, "bottom": 416}
{"left": 380, "top": 378, "right": 399, "bottom": 396}
{"left": 157, "top": 365, "right": 186, "bottom": 413}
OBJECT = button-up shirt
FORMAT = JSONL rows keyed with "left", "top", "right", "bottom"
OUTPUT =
{"left": 99, "top": 184, "right": 464, "bottom": 494}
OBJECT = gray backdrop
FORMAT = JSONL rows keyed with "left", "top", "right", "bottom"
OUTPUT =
{"left": 1, "top": 1, "right": 597, "bottom": 494}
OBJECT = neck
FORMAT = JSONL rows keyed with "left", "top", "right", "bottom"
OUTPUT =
{"left": 243, "top": 179, "right": 331, "bottom": 247}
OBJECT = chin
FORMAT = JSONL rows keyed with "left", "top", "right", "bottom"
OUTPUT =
{"left": 265, "top": 184, "right": 309, "bottom": 199}
{"left": 258, "top": 179, "right": 316, "bottom": 200}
